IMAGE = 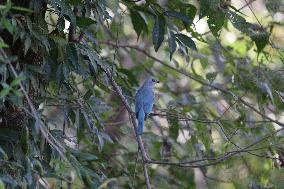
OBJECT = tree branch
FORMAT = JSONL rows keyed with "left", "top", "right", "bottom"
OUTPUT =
{"left": 145, "top": 127, "right": 284, "bottom": 167}
{"left": 101, "top": 67, "right": 152, "bottom": 189}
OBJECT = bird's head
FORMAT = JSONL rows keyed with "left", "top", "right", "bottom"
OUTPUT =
{"left": 144, "top": 77, "right": 160, "bottom": 87}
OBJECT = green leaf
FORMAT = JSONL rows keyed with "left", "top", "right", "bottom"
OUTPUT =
{"left": 50, "top": 0, "right": 76, "bottom": 24}
{"left": 168, "top": 31, "right": 177, "bottom": 60}
{"left": 0, "top": 175, "right": 17, "bottom": 188}
{"left": 81, "top": 170, "right": 94, "bottom": 188}
{"left": 117, "top": 68, "right": 139, "bottom": 86}
{"left": 0, "top": 84, "right": 10, "bottom": 98}
{"left": 20, "top": 126, "right": 29, "bottom": 156}
{"left": 50, "top": 36, "right": 68, "bottom": 46}
{"left": 0, "top": 147, "right": 8, "bottom": 160}
{"left": 208, "top": 12, "right": 225, "bottom": 37}
{"left": 153, "top": 15, "right": 165, "bottom": 52}
{"left": 72, "top": 150, "right": 98, "bottom": 161}
{"left": 27, "top": 65, "right": 45, "bottom": 74}
{"left": 76, "top": 16, "right": 96, "bottom": 28}
{"left": 199, "top": 0, "right": 219, "bottom": 18}
{"left": 265, "top": 0, "right": 283, "bottom": 12}
{"left": 12, "top": 89, "right": 23, "bottom": 97}
{"left": 225, "top": 10, "right": 269, "bottom": 52}
{"left": 206, "top": 72, "right": 218, "bottom": 82}
{"left": 10, "top": 75, "right": 26, "bottom": 87}
{"left": 260, "top": 82, "right": 274, "bottom": 104}
{"left": 182, "top": 4, "right": 197, "bottom": 21}
{"left": 98, "top": 178, "right": 117, "bottom": 189}
{"left": 0, "top": 179, "right": 4, "bottom": 189}
{"left": 130, "top": 10, "right": 148, "bottom": 38}
{"left": 168, "top": 116, "right": 179, "bottom": 140}
{"left": 56, "top": 63, "right": 63, "bottom": 85}
{"left": 250, "top": 31, "right": 270, "bottom": 53}
{"left": 11, "top": 6, "right": 33, "bottom": 13}
{"left": 24, "top": 36, "right": 31, "bottom": 55}
{"left": 164, "top": 11, "right": 192, "bottom": 25}
{"left": 68, "top": 0, "right": 82, "bottom": 5}
{"left": 0, "top": 41, "right": 8, "bottom": 49}
{"left": 2, "top": 19, "right": 14, "bottom": 34}
{"left": 175, "top": 33, "right": 197, "bottom": 51}
{"left": 187, "top": 27, "right": 206, "bottom": 42}
{"left": 167, "top": 110, "right": 179, "bottom": 140}
{"left": 225, "top": 10, "right": 251, "bottom": 34}
{"left": 33, "top": 160, "right": 44, "bottom": 176}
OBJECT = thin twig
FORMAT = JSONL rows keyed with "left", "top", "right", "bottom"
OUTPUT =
{"left": 143, "top": 163, "right": 151, "bottom": 189}
{"left": 216, "top": 121, "right": 281, "bottom": 160}
{"left": 239, "top": 0, "right": 257, "bottom": 11}
{"left": 146, "top": 127, "right": 284, "bottom": 167}
{"left": 243, "top": 0, "right": 262, "bottom": 26}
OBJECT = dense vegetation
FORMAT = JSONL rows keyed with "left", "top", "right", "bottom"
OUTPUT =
{"left": 0, "top": 0, "right": 284, "bottom": 188}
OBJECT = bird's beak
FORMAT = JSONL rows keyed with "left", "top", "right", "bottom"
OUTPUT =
{"left": 155, "top": 80, "right": 160, "bottom": 83}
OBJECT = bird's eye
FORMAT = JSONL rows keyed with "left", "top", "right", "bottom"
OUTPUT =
{"left": 152, "top": 79, "right": 155, "bottom": 82}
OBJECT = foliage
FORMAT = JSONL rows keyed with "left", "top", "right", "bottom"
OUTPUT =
{"left": 0, "top": 0, "right": 284, "bottom": 188}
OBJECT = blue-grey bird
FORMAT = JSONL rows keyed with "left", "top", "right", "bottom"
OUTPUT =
{"left": 135, "top": 77, "right": 159, "bottom": 135}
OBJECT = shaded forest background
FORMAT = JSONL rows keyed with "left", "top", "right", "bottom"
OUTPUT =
{"left": 1, "top": 0, "right": 284, "bottom": 188}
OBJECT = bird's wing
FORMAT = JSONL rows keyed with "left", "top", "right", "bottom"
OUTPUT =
{"left": 143, "top": 91, "right": 154, "bottom": 115}
{"left": 135, "top": 88, "right": 144, "bottom": 118}
{"left": 135, "top": 86, "right": 154, "bottom": 117}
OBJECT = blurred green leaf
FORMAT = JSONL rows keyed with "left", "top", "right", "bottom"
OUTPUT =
{"left": 164, "top": 10, "right": 192, "bottom": 25}
{"left": 50, "top": 0, "right": 76, "bottom": 24}
{"left": 76, "top": 16, "right": 96, "bottom": 28}
{"left": 265, "top": 0, "right": 283, "bottom": 12}
{"left": 168, "top": 115, "right": 179, "bottom": 140}
{"left": 153, "top": 15, "right": 165, "bottom": 52}
{"left": 117, "top": 68, "right": 139, "bottom": 86}
{"left": 0, "top": 41, "right": 8, "bottom": 49}
{"left": 183, "top": 4, "right": 197, "bottom": 21}
{"left": 0, "top": 179, "right": 4, "bottom": 189}
{"left": 0, "top": 147, "right": 8, "bottom": 160}
{"left": 10, "top": 76, "right": 26, "bottom": 87}
{"left": 168, "top": 31, "right": 177, "bottom": 60}
{"left": 250, "top": 31, "right": 270, "bottom": 53}
{"left": 20, "top": 126, "right": 29, "bottom": 156}
{"left": 0, "top": 84, "right": 10, "bottom": 99}
{"left": 0, "top": 175, "right": 17, "bottom": 188}
{"left": 98, "top": 178, "right": 117, "bottom": 189}
{"left": 206, "top": 72, "right": 218, "bottom": 82}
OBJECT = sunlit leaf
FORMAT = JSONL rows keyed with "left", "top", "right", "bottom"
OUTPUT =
{"left": 175, "top": 33, "right": 197, "bottom": 51}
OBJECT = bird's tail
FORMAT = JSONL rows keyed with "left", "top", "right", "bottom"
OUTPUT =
{"left": 137, "top": 110, "right": 144, "bottom": 135}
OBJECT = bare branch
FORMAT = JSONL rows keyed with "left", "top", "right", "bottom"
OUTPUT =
{"left": 146, "top": 127, "right": 284, "bottom": 167}
{"left": 143, "top": 164, "right": 152, "bottom": 189}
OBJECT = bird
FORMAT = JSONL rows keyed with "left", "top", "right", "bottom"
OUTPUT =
{"left": 135, "top": 77, "right": 159, "bottom": 135}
